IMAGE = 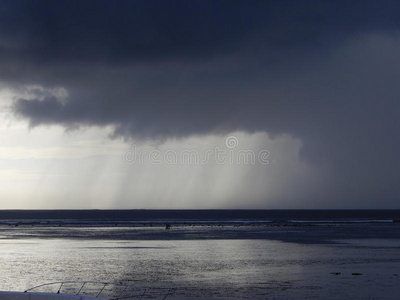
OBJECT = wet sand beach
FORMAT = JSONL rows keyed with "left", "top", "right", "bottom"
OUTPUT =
{"left": 0, "top": 223, "right": 399, "bottom": 299}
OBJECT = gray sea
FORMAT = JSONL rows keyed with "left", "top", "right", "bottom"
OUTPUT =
{"left": 0, "top": 215, "right": 400, "bottom": 299}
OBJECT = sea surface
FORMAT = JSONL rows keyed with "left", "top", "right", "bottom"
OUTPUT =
{"left": 0, "top": 210, "right": 399, "bottom": 299}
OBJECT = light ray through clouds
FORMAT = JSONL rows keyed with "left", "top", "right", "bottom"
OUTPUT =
{"left": 0, "top": 1, "right": 400, "bottom": 208}
{"left": 1, "top": 89, "right": 321, "bottom": 208}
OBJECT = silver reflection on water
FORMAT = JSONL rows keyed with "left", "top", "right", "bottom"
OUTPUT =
{"left": 0, "top": 226, "right": 400, "bottom": 299}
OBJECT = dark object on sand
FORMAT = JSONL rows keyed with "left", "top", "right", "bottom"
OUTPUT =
{"left": 352, "top": 273, "right": 362, "bottom": 276}
{"left": 331, "top": 272, "right": 341, "bottom": 275}
{"left": 165, "top": 223, "right": 171, "bottom": 229}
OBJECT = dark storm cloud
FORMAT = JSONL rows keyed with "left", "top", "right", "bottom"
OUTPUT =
{"left": 0, "top": 0, "right": 261, "bottom": 64}
{"left": 1, "top": 0, "right": 399, "bottom": 64}
{"left": 2, "top": 0, "right": 400, "bottom": 206}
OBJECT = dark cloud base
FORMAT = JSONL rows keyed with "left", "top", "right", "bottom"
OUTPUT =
{"left": 3, "top": 0, "right": 400, "bottom": 207}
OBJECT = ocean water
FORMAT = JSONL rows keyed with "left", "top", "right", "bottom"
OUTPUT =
{"left": 0, "top": 210, "right": 400, "bottom": 299}
{"left": 0, "top": 209, "right": 399, "bottom": 226}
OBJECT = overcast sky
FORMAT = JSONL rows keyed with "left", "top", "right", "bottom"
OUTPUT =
{"left": 1, "top": 0, "right": 399, "bottom": 209}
